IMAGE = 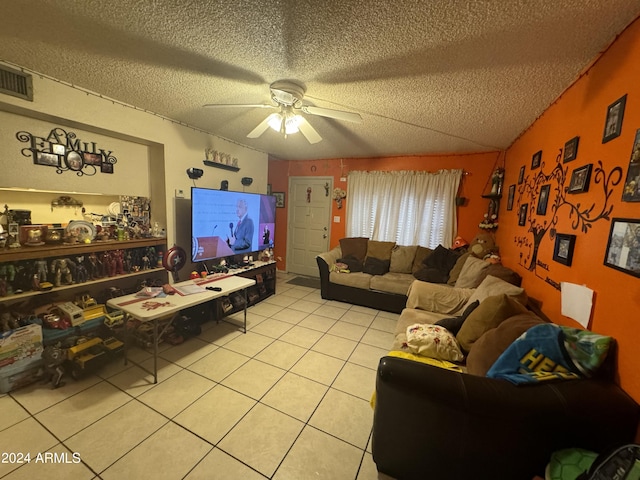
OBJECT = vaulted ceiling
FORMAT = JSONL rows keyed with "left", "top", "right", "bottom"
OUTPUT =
{"left": 2, "top": 1, "right": 640, "bottom": 160}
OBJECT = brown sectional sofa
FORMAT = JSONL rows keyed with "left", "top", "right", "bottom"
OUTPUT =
{"left": 316, "top": 237, "right": 519, "bottom": 313}
{"left": 371, "top": 273, "right": 640, "bottom": 479}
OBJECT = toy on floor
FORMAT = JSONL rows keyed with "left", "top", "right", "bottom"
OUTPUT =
{"left": 42, "top": 344, "right": 66, "bottom": 389}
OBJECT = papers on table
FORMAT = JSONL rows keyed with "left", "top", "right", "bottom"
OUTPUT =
{"left": 173, "top": 283, "right": 207, "bottom": 296}
{"left": 135, "top": 287, "right": 163, "bottom": 298}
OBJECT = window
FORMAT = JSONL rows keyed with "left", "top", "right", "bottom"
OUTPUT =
{"left": 345, "top": 169, "right": 462, "bottom": 248}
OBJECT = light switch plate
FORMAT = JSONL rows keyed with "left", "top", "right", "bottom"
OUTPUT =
{"left": 333, "top": 216, "right": 340, "bottom": 223}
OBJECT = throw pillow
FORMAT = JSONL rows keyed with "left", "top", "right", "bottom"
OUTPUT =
{"left": 476, "top": 264, "right": 523, "bottom": 287}
{"left": 389, "top": 245, "right": 418, "bottom": 273}
{"left": 435, "top": 299, "right": 480, "bottom": 335}
{"left": 338, "top": 254, "right": 363, "bottom": 272}
{"left": 405, "top": 323, "right": 465, "bottom": 362}
{"left": 413, "top": 266, "right": 449, "bottom": 283}
{"left": 461, "top": 275, "right": 527, "bottom": 311}
{"left": 423, "top": 245, "right": 460, "bottom": 276}
{"left": 365, "top": 240, "right": 396, "bottom": 262}
{"left": 362, "top": 256, "right": 391, "bottom": 275}
{"left": 339, "top": 237, "right": 368, "bottom": 265}
{"left": 412, "top": 246, "right": 434, "bottom": 274}
{"left": 455, "top": 256, "right": 491, "bottom": 289}
{"left": 456, "top": 293, "right": 529, "bottom": 352}
{"left": 447, "top": 252, "right": 471, "bottom": 286}
{"left": 466, "top": 312, "right": 545, "bottom": 376}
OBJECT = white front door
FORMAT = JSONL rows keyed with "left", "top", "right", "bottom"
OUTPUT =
{"left": 287, "top": 176, "right": 332, "bottom": 277}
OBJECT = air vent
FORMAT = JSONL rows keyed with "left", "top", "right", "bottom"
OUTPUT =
{"left": 0, "top": 65, "right": 33, "bottom": 101}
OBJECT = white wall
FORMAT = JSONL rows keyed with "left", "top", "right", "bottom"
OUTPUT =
{"left": 0, "top": 62, "right": 269, "bottom": 256}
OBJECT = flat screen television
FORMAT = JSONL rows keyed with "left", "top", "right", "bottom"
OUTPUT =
{"left": 191, "top": 187, "right": 276, "bottom": 263}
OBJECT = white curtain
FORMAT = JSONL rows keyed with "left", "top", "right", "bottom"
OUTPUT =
{"left": 345, "top": 169, "right": 462, "bottom": 248}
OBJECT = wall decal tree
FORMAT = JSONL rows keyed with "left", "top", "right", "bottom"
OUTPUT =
{"left": 514, "top": 149, "right": 623, "bottom": 285}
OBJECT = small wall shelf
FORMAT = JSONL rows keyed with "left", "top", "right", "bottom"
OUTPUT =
{"left": 203, "top": 160, "right": 240, "bottom": 172}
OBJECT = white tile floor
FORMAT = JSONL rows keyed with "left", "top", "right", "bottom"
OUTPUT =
{"left": 0, "top": 272, "right": 397, "bottom": 480}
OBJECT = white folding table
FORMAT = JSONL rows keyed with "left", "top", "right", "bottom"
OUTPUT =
{"left": 107, "top": 275, "right": 255, "bottom": 383}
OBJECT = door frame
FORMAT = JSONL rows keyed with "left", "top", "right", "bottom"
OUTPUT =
{"left": 285, "top": 175, "right": 333, "bottom": 275}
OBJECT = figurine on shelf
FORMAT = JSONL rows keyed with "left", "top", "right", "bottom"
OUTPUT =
{"left": 86, "top": 252, "right": 102, "bottom": 280}
{"left": 51, "top": 258, "right": 74, "bottom": 286}
{"left": 73, "top": 256, "right": 88, "bottom": 283}
{"left": 102, "top": 251, "right": 116, "bottom": 277}
{"left": 113, "top": 249, "right": 125, "bottom": 275}
{"left": 42, "top": 344, "right": 66, "bottom": 389}
{"left": 490, "top": 167, "right": 505, "bottom": 195}
{"left": 35, "top": 259, "right": 48, "bottom": 283}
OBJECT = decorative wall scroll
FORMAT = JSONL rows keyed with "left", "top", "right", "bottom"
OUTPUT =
{"left": 514, "top": 149, "right": 622, "bottom": 284}
{"left": 16, "top": 127, "right": 117, "bottom": 176}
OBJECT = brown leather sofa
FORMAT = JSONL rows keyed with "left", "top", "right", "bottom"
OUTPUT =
{"left": 372, "top": 354, "right": 639, "bottom": 480}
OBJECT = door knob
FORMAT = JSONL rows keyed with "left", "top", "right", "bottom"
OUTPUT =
{"left": 322, "top": 234, "right": 327, "bottom": 238}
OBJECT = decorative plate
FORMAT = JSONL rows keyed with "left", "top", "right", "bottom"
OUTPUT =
{"left": 66, "top": 220, "right": 97, "bottom": 241}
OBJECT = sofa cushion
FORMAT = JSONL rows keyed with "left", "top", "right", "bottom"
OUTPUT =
{"left": 447, "top": 252, "right": 471, "bottom": 285}
{"left": 435, "top": 299, "right": 480, "bottom": 335}
{"left": 370, "top": 272, "right": 415, "bottom": 296}
{"left": 412, "top": 246, "right": 434, "bottom": 274}
{"left": 405, "top": 280, "right": 473, "bottom": 314}
{"left": 363, "top": 256, "right": 391, "bottom": 275}
{"left": 392, "top": 307, "right": 453, "bottom": 350}
{"left": 329, "top": 271, "right": 373, "bottom": 289}
{"left": 455, "top": 256, "right": 491, "bottom": 289}
{"left": 390, "top": 245, "right": 418, "bottom": 274}
{"left": 366, "top": 240, "right": 396, "bottom": 261}
{"left": 456, "top": 294, "right": 529, "bottom": 352}
{"left": 462, "top": 274, "right": 527, "bottom": 311}
{"left": 339, "top": 237, "right": 368, "bottom": 265}
{"left": 406, "top": 323, "right": 465, "bottom": 362}
{"left": 466, "top": 312, "right": 545, "bottom": 376}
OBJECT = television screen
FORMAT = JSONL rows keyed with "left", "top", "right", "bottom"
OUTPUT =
{"left": 191, "top": 187, "right": 275, "bottom": 263}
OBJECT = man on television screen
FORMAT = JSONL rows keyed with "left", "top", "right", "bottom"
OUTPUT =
{"left": 227, "top": 198, "right": 254, "bottom": 253}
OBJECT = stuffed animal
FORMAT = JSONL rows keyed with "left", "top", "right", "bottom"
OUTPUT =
{"left": 468, "top": 232, "right": 499, "bottom": 260}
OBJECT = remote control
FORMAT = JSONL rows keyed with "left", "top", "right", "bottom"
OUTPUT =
{"left": 206, "top": 286, "right": 222, "bottom": 291}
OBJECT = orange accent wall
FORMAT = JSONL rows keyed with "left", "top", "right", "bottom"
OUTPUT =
{"left": 497, "top": 17, "right": 640, "bottom": 402}
{"left": 268, "top": 151, "right": 500, "bottom": 268}
{"left": 268, "top": 16, "right": 640, "bottom": 404}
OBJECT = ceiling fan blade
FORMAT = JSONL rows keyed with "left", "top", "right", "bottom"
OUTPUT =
{"left": 297, "top": 118, "right": 322, "bottom": 144}
{"left": 203, "top": 103, "right": 276, "bottom": 109}
{"left": 246, "top": 114, "right": 277, "bottom": 138}
{"left": 300, "top": 105, "right": 362, "bottom": 123}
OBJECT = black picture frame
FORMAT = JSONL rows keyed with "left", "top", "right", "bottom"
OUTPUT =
{"left": 604, "top": 218, "right": 640, "bottom": 278}
{"left": 537, "top": 184, "right": 551, "bottom": 215}
{"left": 507, "top": 184, "right": 515, "bottom": 211}
{"left": 35, "top": 152, "right": 60, "bottom": 167}
{"left": 101, "top": 162, "right": 114, "bottom": 174}
{"left": 531, "top": 150, "right": 542, "bottom": 169}
{"left": 553, "top": 233, "right": 576, "bottom": 266}
{"left": 621, "top": 128, "right": 640, "bottom": 202}
{"left": 568, "top": 164, "right": 593, "bottom": 194}
{"left": 273, "top": 192, "right": 285, "bottom": 208}
{"left": 518, "top": 165, "right": 525, "bottom": 185}
{"left": 602, "top": 94, "right": 627, "bottom": 143}
{"left": 563, "top": 136, "right": 579, "bottom": 163}
{"left": 518, "top": 203, "right": 528, "bottom": 226}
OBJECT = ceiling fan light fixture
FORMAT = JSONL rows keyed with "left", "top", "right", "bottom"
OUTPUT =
{"left": 267, "top": 113, "right": 283, "bottom": 132}
{"left": 284, "top": 114, "right": 302, "bottom": 134}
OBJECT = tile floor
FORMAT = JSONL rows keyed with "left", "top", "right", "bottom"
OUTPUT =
{"left": 0, "top": 272, "right": 397, "bottom": 479}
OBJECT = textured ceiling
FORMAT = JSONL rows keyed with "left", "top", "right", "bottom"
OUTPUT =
{"left": 2, "top": 0, "right": 640, "bottom": 160}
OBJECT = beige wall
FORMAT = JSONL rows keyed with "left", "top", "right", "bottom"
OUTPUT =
{"left": 0, "top": 62, "right": 268, "bottom": 259}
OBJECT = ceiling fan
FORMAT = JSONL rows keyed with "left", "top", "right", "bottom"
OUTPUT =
{"left": 203, "top": 80, "right": 362, "bottom": 144}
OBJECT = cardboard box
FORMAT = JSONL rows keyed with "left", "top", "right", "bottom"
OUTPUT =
{"left": 0, "top": 323, "right": 43, "bottom": 368}
{"left": 0, "top": 356, "right": 43, "bottom": 393}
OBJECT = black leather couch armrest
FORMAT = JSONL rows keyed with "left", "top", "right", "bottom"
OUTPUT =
{"left": 373, "top": 355, "right": 639, "bottom": 480}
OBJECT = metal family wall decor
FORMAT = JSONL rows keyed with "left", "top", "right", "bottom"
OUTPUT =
{"left": 16, "top": 127, "right": 117, "bottom": 176}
